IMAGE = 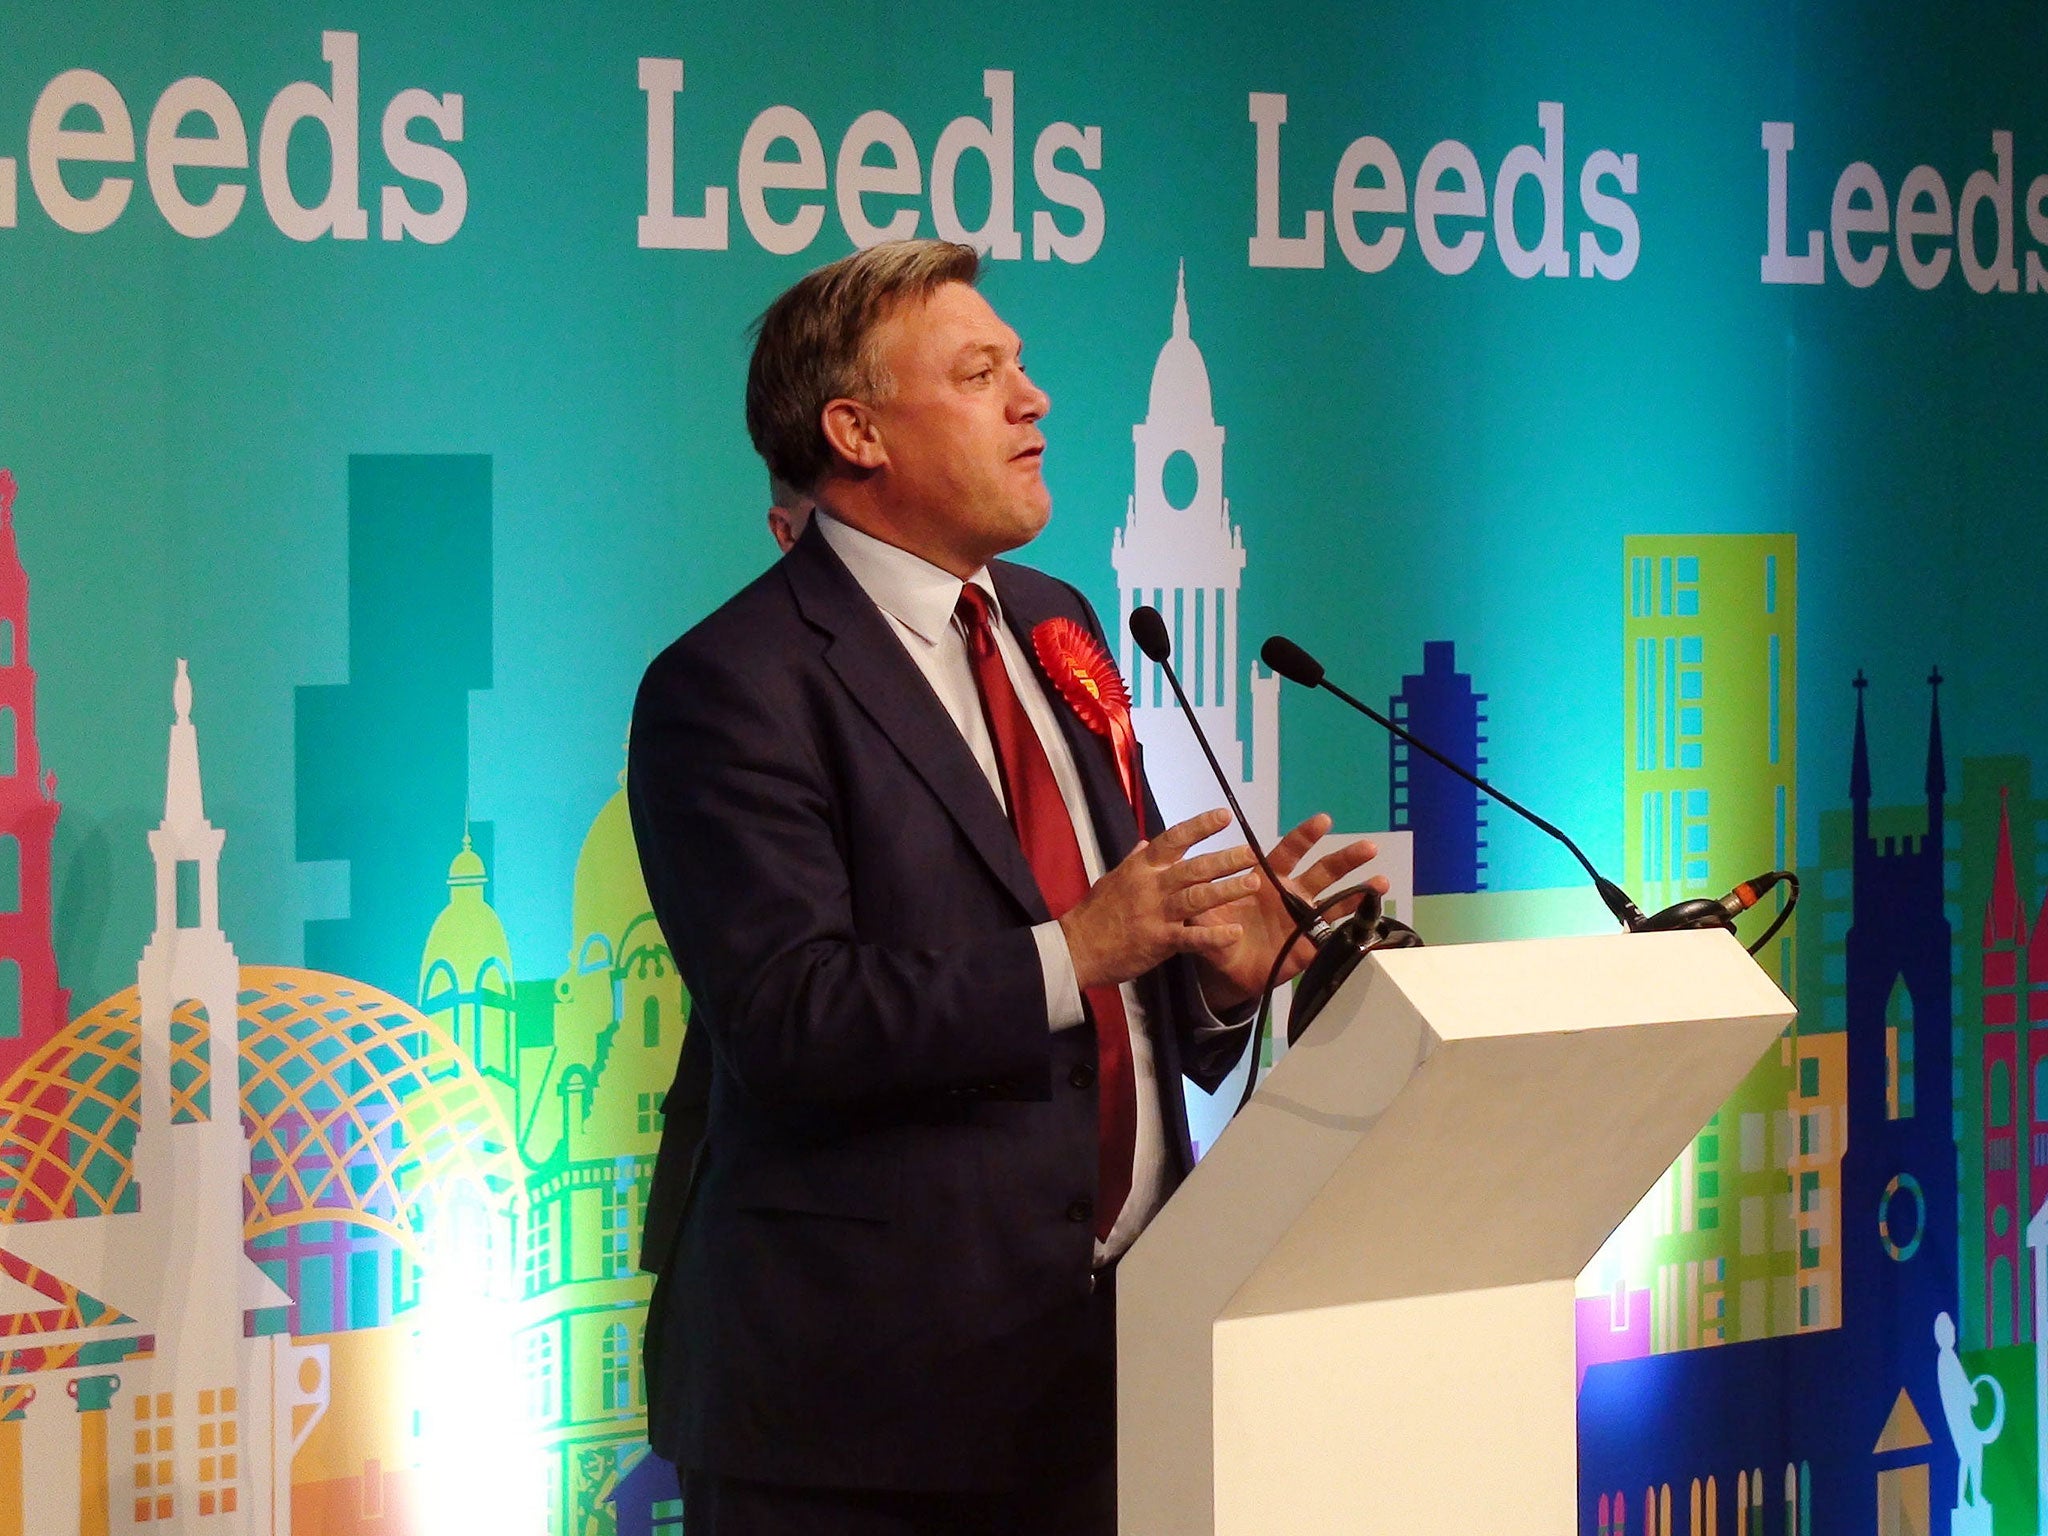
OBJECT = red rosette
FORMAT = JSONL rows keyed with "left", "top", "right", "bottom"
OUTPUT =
{"left": 1032, "top": 617, "right": 1145, "bottom": 834}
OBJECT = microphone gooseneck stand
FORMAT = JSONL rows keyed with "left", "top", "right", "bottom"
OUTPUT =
{"left": 1125, "top": 607, "right": 1420, "bottom": 1118}
{"left": 1257, "top": 633, "right": 1802, "bottom": 1012}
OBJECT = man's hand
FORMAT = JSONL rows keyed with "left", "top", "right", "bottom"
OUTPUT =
{"left": 1191, "top": 813, "right": 1386, "bottom": 1011}
{"left": 1060, "top": 809, "right": 1260, "bottom": 992}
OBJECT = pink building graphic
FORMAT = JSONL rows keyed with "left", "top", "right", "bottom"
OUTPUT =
{"left": 1978, "top": 793, "right": 2048, "bottom": 1343}
{"left": 0, "top": 470, "right": 68, "bottom": 1084}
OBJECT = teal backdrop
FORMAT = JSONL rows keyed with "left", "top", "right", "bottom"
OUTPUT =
{"left": 0, "top": 2, "right": 2041, "bottom": 1532}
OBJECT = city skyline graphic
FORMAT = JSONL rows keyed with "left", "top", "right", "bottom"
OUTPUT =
{"left": 0, "top": 372, "right": 2033, "bottom": 1536}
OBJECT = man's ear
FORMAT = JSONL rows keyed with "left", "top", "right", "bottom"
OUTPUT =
{"left": 820, "top": 398, "right": 886, "bottom": 472}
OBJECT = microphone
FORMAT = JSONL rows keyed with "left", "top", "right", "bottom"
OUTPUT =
{"left": 1128, "top": 607, "right": 1332, "bottom": 943}
{"left": 1260, "top": 635, "right": 1650, "bottom": 932}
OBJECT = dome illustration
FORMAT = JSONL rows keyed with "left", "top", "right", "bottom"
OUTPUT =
{"left": 567, "top": 781, "right": 655, "bottom": 976}
{"left": 0, "top": 966, "right": 522, "bottom": 1253}
{"left": 420, "top": 829, "right": 515, "bottom": 1012}
{"left": 1145, "top": 263, "right": 1215, "bottom": 430}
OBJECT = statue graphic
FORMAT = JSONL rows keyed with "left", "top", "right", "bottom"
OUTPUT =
{"left": 1935, "top": 1310, "right": 2005, "bottom": 1532}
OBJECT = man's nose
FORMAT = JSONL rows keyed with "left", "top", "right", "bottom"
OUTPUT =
{"left": 1014, "top": 372, "right": 1051, "bottom": 421}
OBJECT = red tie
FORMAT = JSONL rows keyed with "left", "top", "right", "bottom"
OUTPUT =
{"left": 955, "top": 585, "right": 1136, "bottom": 1242}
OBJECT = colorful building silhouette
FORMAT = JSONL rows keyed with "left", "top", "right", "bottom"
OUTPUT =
{"left": 1617, "top": 536, "right": 1811, "bottom": 1352}
{"left": 1389, "top": 640, "right": 1487, "bottom": 895}
{"left": 0, "top": 470, "right": 68, "bottom": 1085}
{"left": 1973, "top": 790, "right": 2048, "bottom": 1352}
{"left": 296, "top": 455, "right": 495, "bottom": 1001}
{"left": 0, "top": 663, "right": 333, "bottom": 1534}
{"left": 1622, "top": 536, "right": 1797, "bottom": 990}
{"left": 1953, "top": 753, "right": 2048, "bottom": 1353}
{"left": 415, "top": 756, "right": 684, "bottom": 1536}
{"left": 1581, "top": 669, "right": 1960, "bottom": 1536}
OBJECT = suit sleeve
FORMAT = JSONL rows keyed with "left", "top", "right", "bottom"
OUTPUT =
{"left": 628, "top": 644, "right": 1053, "bottom": 1110}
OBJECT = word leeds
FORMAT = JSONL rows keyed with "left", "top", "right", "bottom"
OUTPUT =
{"left": 638, "top": 64, "right": 1104, "bottom": 262}
{"left": 1248, "top": 96, "right": 1641, "bottom": 279}
{"left": 0, "top": 32, "right": 464, "bottom": 243}
{"left": 1762, "top": 122, "right": 2048, "bottom": 292}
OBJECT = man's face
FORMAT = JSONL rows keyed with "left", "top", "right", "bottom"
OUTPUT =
{"left": 859, "top": 282, "right": 1051, "bottom": 568}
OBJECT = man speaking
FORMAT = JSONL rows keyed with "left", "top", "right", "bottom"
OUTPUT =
{"left": 629, "top": 239, "right": 1375, "bottom": 1535}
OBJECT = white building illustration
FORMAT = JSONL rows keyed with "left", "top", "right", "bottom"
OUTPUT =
{"left": 1109, "top": 269, "right": 1414, "bottom": 1125}
{"left": 0, "top": 661, "right": 327, "bottom": 1534}
{"left": 1113, "top": 265, "right": 1282, "bottom": 847}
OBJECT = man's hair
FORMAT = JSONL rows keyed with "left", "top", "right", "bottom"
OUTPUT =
{"left": 766, "top": 471, "right": 808, "bottom": 511}
{"left": 746, "top": 239, "right": 980, "bottom": 493}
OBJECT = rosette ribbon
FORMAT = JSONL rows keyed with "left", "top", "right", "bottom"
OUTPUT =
{"left": 1031, "top": 617, "right": 1145, "bottom": 836}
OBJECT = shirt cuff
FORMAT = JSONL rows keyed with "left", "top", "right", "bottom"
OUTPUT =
{"left": 1032, "top": 921, "right": 1088, "bottom": 1032}
{"left": 1193, "top": 982, "right": 1258, "bottom": 1037}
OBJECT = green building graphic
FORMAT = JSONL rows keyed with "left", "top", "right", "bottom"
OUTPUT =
{"left": 1622, "top": 535, "right": 1797, "bottom": 990}
{"left": 1622, "top": 536, "right": 1823, "bottom": 1353}
{"left": 416, "top": 758, "right": 684, "bottom": 1536}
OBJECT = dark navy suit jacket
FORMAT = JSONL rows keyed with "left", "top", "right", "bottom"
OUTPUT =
{"left": 627, "top": 523, "right": 1244, "bottom": 1491}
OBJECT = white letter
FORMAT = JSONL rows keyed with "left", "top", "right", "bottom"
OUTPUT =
{"left": 28, "top": 69, "right": 134, "bottom": 234}
{"left": 932, "top": 69, "right": 1020, "bottom": 259}
{"left": 380, "top": 89, "right": 466, "bottom": 244}
{"left": 836, "top": 110, "right": 921, "bottom": 248}
{"left": 258, "top": 30, "right": 368, "bottom": 241}
{"left": 1331, "top": 135, "right": 1405, "bottom": 273}
{"left": 1958, "top": 130, "right": 2016, "bottom": 295}
{"left": 1247, "top": 92, "right": 1323, "bottom": 268}
{"left": 737, "top": 106, "right": 826, "bottom": 256}
{"left": 1829, "top": 161, "right": 1889, "bottom": 289}
{"left": 0, "top": 159, "right": 13, "bottom": 227}
{"left": 1032, "top": 122, "right": 1103, "bottom": 263}
{"left": 637, "top": 58, "right": 727, "bottom": 251}
{"left": 1494, "top": 101, "right": 1567, "bottom": 278}
{"left": 146, "top": 77, "right": 247, "bottom": 239}
{"left": 1895, "top": 164, "right": 1952, "bottom": 290}
{"left": 1415, "top": 139, "right": 1485, "bottom": 275}
{"left": 1760, "top": 121, "right": 1822, "bottom": 284}
{"left": 1578, "top": 149, "right": 1638, "bottom": 279}
{"left": 2025, "top": 173, "right": 2048, "bottom": 293}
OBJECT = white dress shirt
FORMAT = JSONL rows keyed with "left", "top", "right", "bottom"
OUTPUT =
{"left": 816, "top": 512, "right": 1168, "bottom": 1261}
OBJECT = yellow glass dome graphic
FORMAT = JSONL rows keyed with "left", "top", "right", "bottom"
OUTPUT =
{"left": 0, "top": 966, "right": 522, "bottom": 1252}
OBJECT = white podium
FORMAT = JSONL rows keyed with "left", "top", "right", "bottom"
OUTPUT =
{"left": 1118, "top": 928, "right": 1794, "bottom": 1535}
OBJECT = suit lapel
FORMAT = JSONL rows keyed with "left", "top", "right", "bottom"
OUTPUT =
{"left": 993, "top": 564, "right": 1144, "bottom": 866}
{"left": 784, "top": 527, "right": 1049, "bottom": 923}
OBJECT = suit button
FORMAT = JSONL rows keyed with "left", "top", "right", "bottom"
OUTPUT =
{"left": 1069, "top": 1062, "right": 1096, "bottom": 1089}
{"left": 1066, "top": 1197, "right": 1094, "bottom": 1224}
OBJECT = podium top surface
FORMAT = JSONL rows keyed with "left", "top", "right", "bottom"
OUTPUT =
{"left": 1362, "top": 927, "right": 1793, "bottom": 1043}
{"left": 1122, "top": 928, "right": 1795, "bottom": 1324}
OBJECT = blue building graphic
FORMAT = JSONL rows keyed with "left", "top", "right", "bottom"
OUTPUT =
{"left": 1389, "top": 640, "right": 1487, "bottom": 895}
{"left": 1580, "top": 672, "right": 1959, "bottom": 1535}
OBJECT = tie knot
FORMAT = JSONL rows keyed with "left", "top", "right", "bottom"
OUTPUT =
{"left": 955, "top": 584, "right": 997, "bottom": 653}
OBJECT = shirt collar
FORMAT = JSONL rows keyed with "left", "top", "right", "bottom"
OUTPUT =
{"left": 815, "top": 511, "right": 999, "bottom": 646}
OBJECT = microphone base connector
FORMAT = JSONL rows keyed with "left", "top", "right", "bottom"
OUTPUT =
{"left": 1288, "top": 913, "right": 1424, "bottom": 1043}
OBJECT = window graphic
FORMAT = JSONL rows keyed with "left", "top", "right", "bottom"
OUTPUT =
{"left": 132, "top": 1392, "right": 174, "bottom": 1524}
{"left": 197, "top": 1386, "right": 239, "bottom": 1517}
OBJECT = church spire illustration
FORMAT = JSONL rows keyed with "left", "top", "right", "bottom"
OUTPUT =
{"left": 1111, "top": 265, "right": 1280, "bottom": 842}
{"left": 0, "top": 469, "right": 68, "bottom": 1085}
